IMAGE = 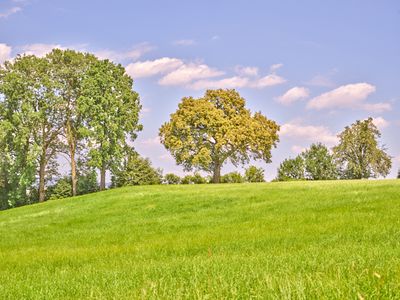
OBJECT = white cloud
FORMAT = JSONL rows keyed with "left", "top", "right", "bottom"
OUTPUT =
{"left": 280, "top": 121, "right": 338, "bottom": 146}
{"left": 234, "top": 66, "right": 259, "bottom": 77}
{"left": 211, "top": 35, "right": 220, "bottom": 41}
{"left": 19, "top": 43, "right": 63, "bottom": 57}
{"left": 291, "top": 145, "right": 306, "bottom": 154}
{"left": 0, "top": 43, "right": 12, "bottom": 64}
{"left": 307, "top": 83, "right": 376, "bottom": 110}
{"left": 173, "top": 39, "right": 196, "bottom": 46}
{"left": 159, "top": 63, "right": 224, "bottom": 86}
{"left": 95, "top": 42, "right": 154, "bottom": 62}
{"left": 251, "top": 74, "right": 286, "bottom": 88}
{"left": 125, "top": 57, "right": 184, "bottom": 78}
{"left": 307, "top": 74, "right": 335, "bottom": 87}
{"left": 0, "top": 6, "right": 21, "bottom": 18}
{"left": 276, "top": 86, "right": 310, "bottom": 105}
{"left": 270, "top": 63, "right": 283, "bottom": 72}
{"left": 372, "top": 117, "right": 389, "bottom": 130}
{"left": 362, "top": 102, "right": 392, "bottom": 113}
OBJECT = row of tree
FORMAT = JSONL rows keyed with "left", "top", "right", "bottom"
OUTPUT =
{"left": 275, "top": 118, "right": 392, "bottom": 181}
{"left": 0, "top": 49, "right": 142, "bottom": 209}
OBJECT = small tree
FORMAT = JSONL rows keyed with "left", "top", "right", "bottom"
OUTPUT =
{"left": 397, "top": 169, "right": 400, "bottom": 179}
{"left": 333, "top": 118, "right": 391, "bottom": 179}
{"left": 181, "top": 173, "right": 207, "bottom": 184}
{"left": 47, "top": 177, "right": 72, "bottom": 200}
{"left": 276, "top": 156, "right": 305, "bottom": 181}
{"left": 221, "top": 171, "right": 244, "bottom": 183}
{"left": 244, "top": 166, "right": 265, "bottom": 182}
{"left": 111, "top": 151, "right": 162, "bottom": 187}
{"left": 159, "top": 89, "right": 279, "bottom": 183}
{"left": 303, "top": 143, "right": 338, "bottom": 180}
{"left": 164, "top": 173, "right": 181, "bottom": 184}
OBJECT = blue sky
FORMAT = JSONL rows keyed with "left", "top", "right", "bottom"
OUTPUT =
{"left": 1, "top": 0, "right": 399, "bottom": 180}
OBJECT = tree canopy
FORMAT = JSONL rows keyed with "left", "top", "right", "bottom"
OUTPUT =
{"left": 333, "top": 118, "right": 391, "bottom": 179}
{"left": 159, "top": 89, "right": 279, "bottom": 183}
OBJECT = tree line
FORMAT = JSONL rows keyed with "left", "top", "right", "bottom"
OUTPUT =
{"left": 0, "top": 50, "right": 395, "bottom": 210}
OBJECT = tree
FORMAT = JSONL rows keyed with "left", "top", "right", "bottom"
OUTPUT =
{"left": 276, "top": 156, "right": 305, "bottom": 181}
{"left": 46, "top": 49, "right": 97, "bottom": 197}
{"left": 111, "top": 151, "right": 162, "bottom": 187}
{"left": 221, "top": 171, "right": 244, "bottom": 183}
{"left": 303, "top": 143, "right": 338, "bottom": 180}
{"left": 181, "top": 173, "right": 207, "bottom": 184}
{"left": 0, "top": 55, "right": 64, "bottom": 202}
{"left": 159, "top": 89, "right": 279, "bottom": 183}
{"left": 164, "top": 173, "right": 181, "bottom": 184}
{"left": 333, "top": 118, "right": 391, "bottom": 179}
{"left": 79, "top": 59, "right": 142, "bottom": 190}
{"left": 47, "top": 177, "right": 72, "bottom": 200}
{"left": 244, "top": 166, "right": 265, "bottom": 182}
{"left": 398, "top": 169, "right": 400, "bottom": 179}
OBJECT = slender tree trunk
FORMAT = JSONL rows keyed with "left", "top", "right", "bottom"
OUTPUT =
{"left": 212, "top": 162, "right": 221, "bottom": 184}
{"left": 38, "top": 151, "right": 46, "bottom": 203}
{"left": 100, "top": 163, "right": 106, "bottom": 190}
{"left": 66, "top": 120, "right": 78, "bottom": 196}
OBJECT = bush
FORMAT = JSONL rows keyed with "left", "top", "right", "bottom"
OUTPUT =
{"left": 164, "top": 173, "right": 181, "bottom": 184}
{"left": 181, "top": 173, "right": 207, "bottom": 184}
{"left": 245, "top": 166, "right": 265, "bottom": 182}
{"left": 221, "top": 172, "right": 244, "bottom": 183}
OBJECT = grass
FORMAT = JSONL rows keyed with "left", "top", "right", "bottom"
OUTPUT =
{"left": 1, "top": 180, "right": 400, "bottom": 299}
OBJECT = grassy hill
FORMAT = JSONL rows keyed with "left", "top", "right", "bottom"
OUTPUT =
{"left": 1, "top": 180, "right": 400, "bottom": 299}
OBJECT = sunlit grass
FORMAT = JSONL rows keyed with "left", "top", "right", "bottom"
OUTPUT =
{"left": 1, "top": 180, "right": 400, "bottom": 299}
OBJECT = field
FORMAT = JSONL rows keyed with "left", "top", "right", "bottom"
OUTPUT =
{"left": 1, "top": 180, "right": 400, "bottom": 299}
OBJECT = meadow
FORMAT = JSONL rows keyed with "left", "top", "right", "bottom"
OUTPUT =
{"left": 1, "top": 180, "right": 400, "bottom": 299}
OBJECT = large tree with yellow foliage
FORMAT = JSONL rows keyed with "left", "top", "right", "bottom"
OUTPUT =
{"left": 159, "top": 89, "right": 279, "bottom": 183}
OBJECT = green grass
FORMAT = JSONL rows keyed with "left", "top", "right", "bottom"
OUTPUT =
{"left": 1, "top": 180, "right": 400, "bottom": 299}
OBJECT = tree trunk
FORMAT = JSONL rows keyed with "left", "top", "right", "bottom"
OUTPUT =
{"left": 212, "top": 163, "right": 221, "bottom": 184}
{"left": 38, "top": 153, "right": 46, "bottom": 203}
{"left": 100, "top": 164, "right": 106, "bottom": 190}
{"left": 66, "top": 120, "right": 77, "bottom": 196}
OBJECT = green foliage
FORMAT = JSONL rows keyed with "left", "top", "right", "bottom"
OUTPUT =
{"left": 276, "top": 156, "right": 305, "bottom": 181}
{"left": 159, "top": 89, "right": 279, "bottom": 183}
{"left": 181, "top": 173, "right": 207, "bottom": 184}
{"left": 303, "top": 143, "right": 338, "bottom": 180}
{"left": 244, "top": 166, "right": 265, "bottom": 182}
{"left": 333, "top": 118, "right": 392, "bottom": 179}
{"left": 47, "top": 177, "right": 72, "bottom": 200}
{"left": 79, "top": 59, "right": 142, "bottom": 189}
{"left": 221, "top": 171, "right": 244, "bottom": 183}
{"left": 398, "top": 169, "right": 400, "bottom": 179}
{"left": 111, "top": 151, "right": 162, "bottom": 187}
{"left": 77, "top": 170, "right": 99, "bottom": 195}
{"left": 1, "top": 181, "right": 400, "bottom": 298}
{"left": 164, "top": 173, "right": 181, "bottom": 184}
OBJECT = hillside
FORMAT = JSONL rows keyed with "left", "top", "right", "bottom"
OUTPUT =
{"left": 1, "top": 180, "right": 400, "bottom": 299}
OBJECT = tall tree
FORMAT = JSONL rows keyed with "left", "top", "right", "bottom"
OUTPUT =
{"left": 0, "top": 55, "right": 63, "bottom": 202}
{"left": 46, "top": 49, "right": 96, "bottom": 197}
{"left": 159, "top": 89, "right": 279, "bottom": 183}
{"left": 79, "top": 59, "right": 142, "bottom": 190}
{"left": 333, "top": 118, "right": 391, "bottom": 179}
{"left": 303, "top": 143, "right": 338, "bottom": 180}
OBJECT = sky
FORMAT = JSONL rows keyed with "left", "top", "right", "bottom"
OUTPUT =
{"left": 1, "top": 0, "right": 399, "bottom": 180}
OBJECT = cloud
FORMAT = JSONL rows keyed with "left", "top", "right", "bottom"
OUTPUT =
{"left": 291, "top": 145, "right": 306, "bottom": 154}
{"left": 0, "top": 43, "right": 12, "bottom": 63}
{"left": 159, "top": 63, "right": 224, "bottom": 86}
{"left": 189, "top": 76, "right": 249, "bottom": 90}
{"left": 234, "top": 66, "right": 259, "bottom": 77}
{"left": 19, "top": 43, "right": 64, "bottom": 57}
{"left": 95, "top": 42, "right": 154, "bottom": 62}
{"left": 211, "top": 35, "right": 220, "bottom": 41}
{"left": 173, "top": 39, "right": 196, "bottom": 46}
{"left": 307, "top": 74, "right": 335, "bottom": 87}
{"left": 125, "top": 57, "right": 184, "bottom": 78}
{"left": 280, "top": 121, "right": 338, "bottom": 146}
{"left": 0, "top": 6, "right": 21, "bottom": 18}
{"left": 362, "top": 102, "right": 392, "bottom": 113}
{"left": 270, "top": 63, "right": 283, "bottom": 72}
{"left": 307, "top": 83, "right": 376, "bottom": 110}
{"left": 276, "top": 87, "right": 310, "bottom": 105}
{"left": 251, "top": 74, "right": 286, "bottom": 88}
{"left": 372, "top": 117, "right": 389, "bottom": 130}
